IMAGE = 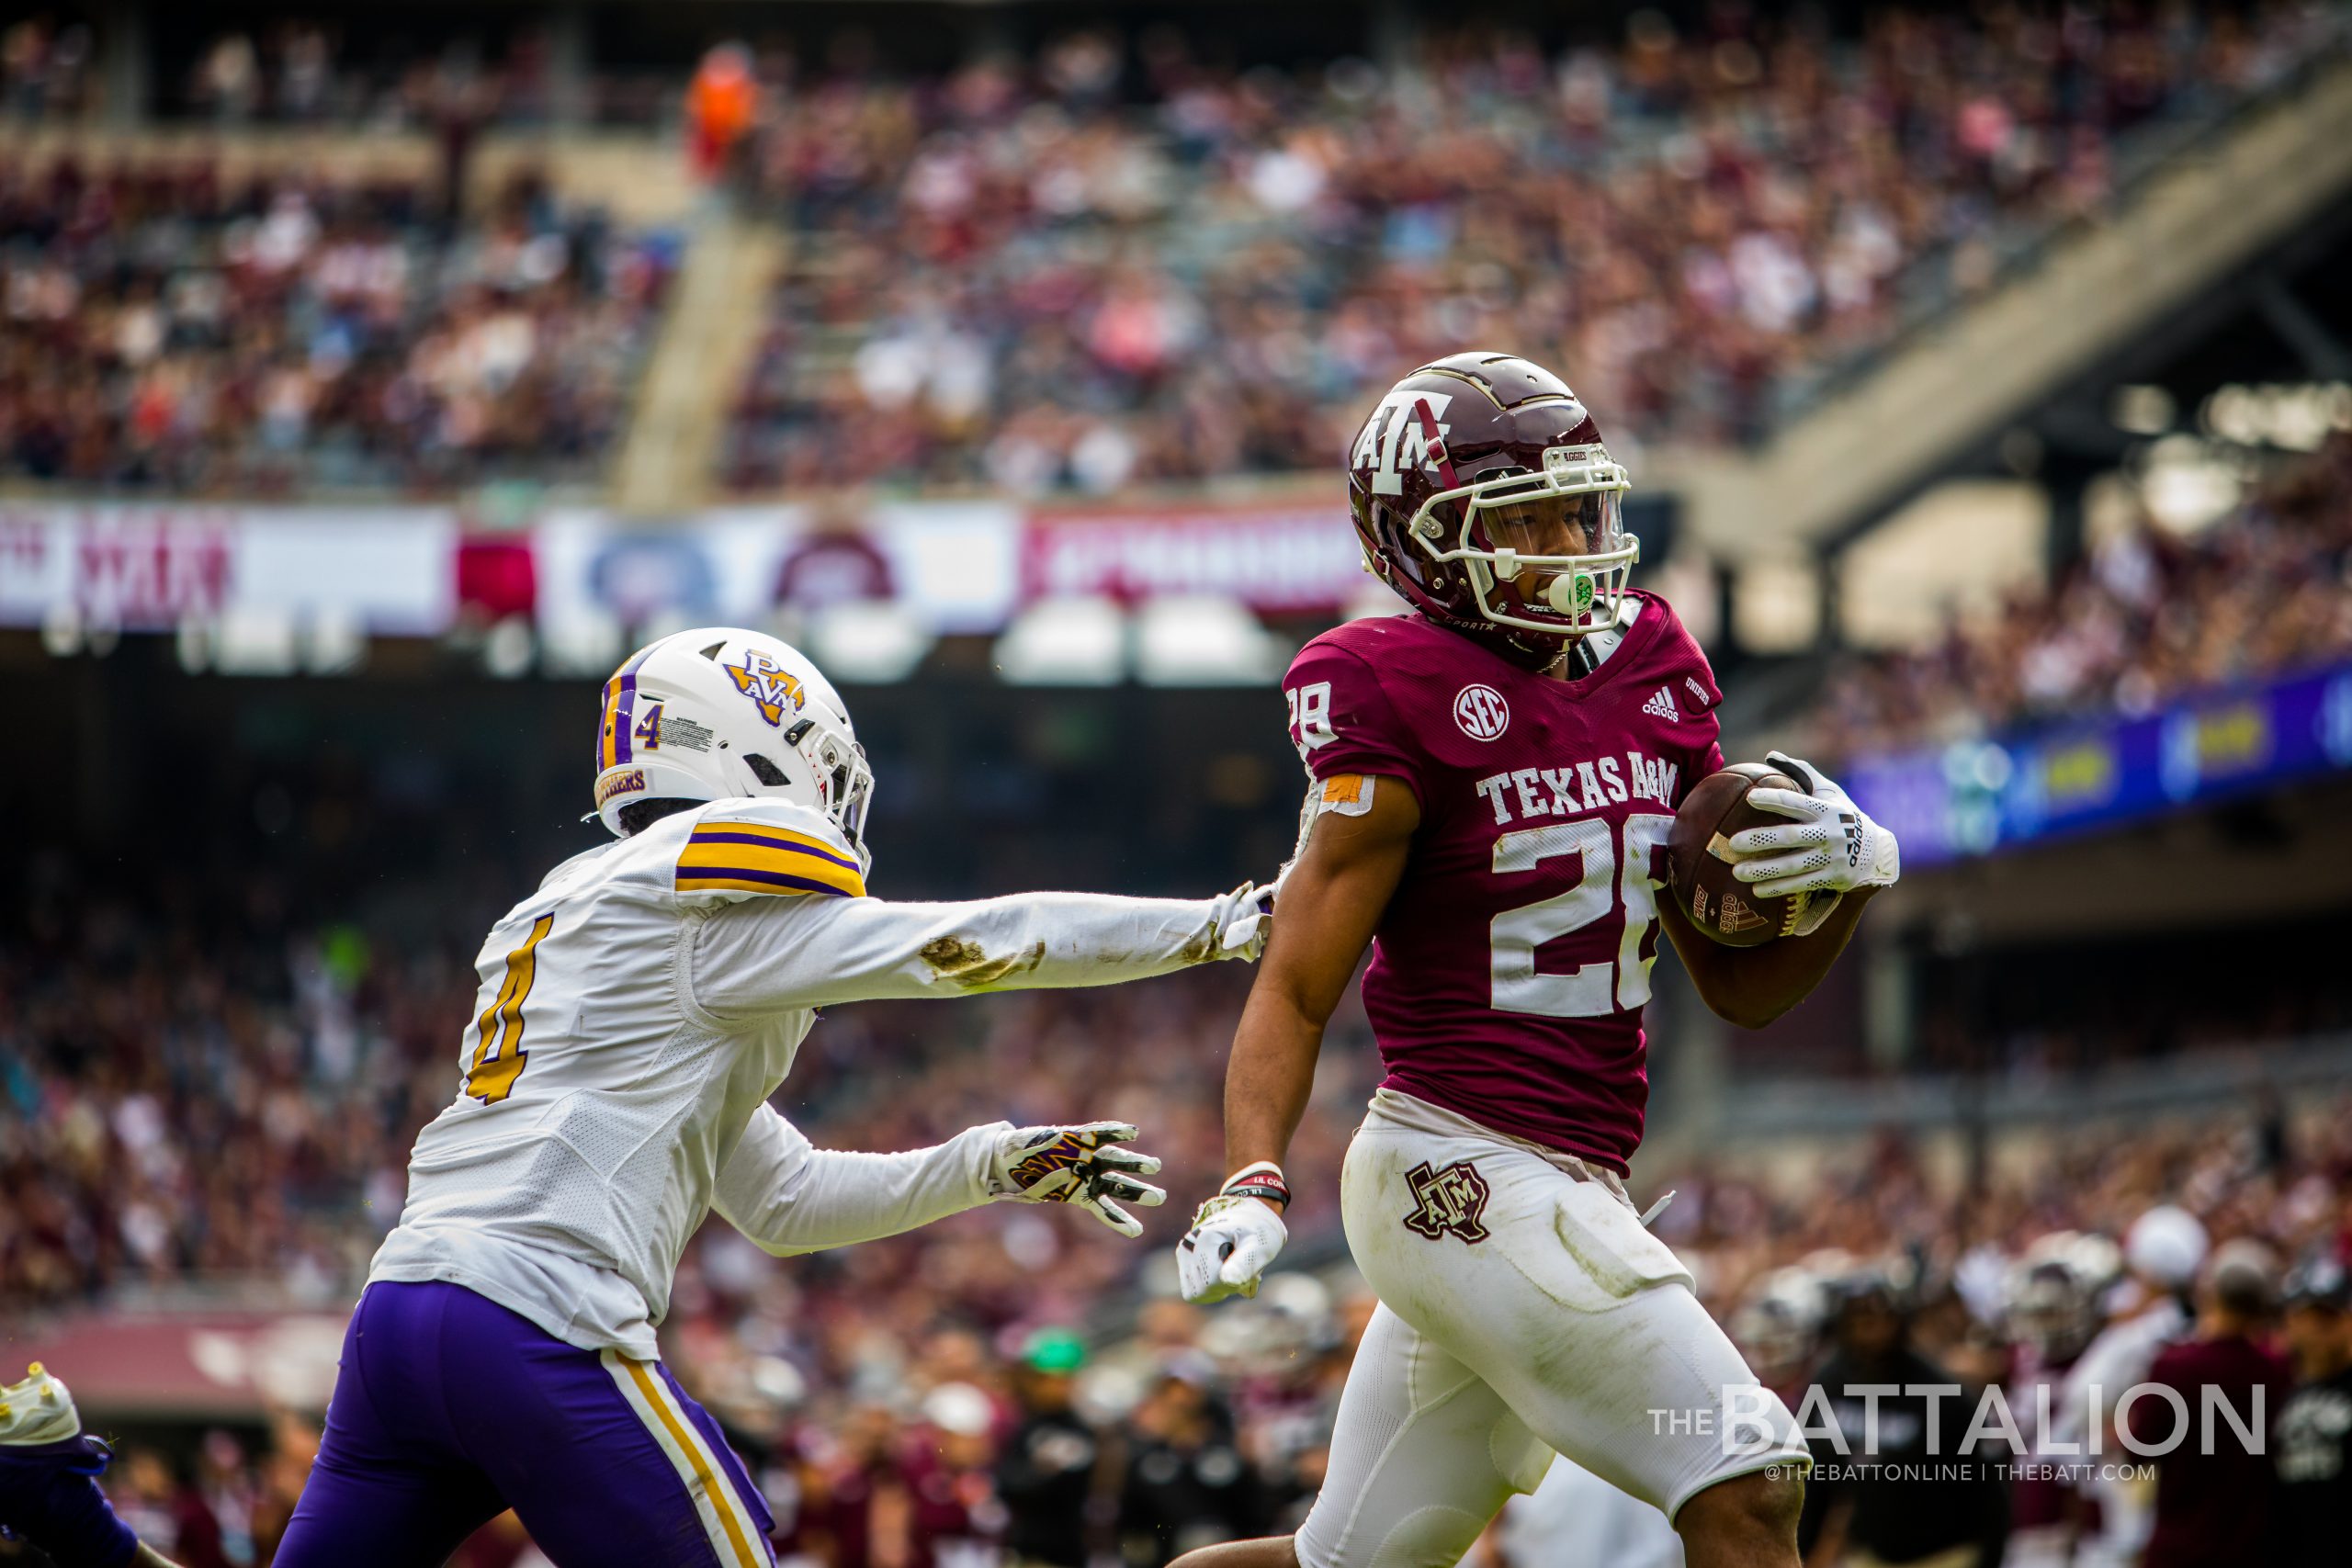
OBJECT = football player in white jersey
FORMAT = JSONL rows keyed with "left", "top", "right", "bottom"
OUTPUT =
{"left": 277, "top": 627, "right": 1271, "bottom": 1568}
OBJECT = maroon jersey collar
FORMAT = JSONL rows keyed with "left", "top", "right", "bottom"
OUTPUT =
{"left": 1427, "top": 590, "right": 1668, "bottom": 703}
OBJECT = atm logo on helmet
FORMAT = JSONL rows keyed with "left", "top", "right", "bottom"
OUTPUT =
{"left": 725, "top": 649, "right": 806, "bottom": 727}
{"left": 1351, "top": 389, "right": 1455, "bottom": 496}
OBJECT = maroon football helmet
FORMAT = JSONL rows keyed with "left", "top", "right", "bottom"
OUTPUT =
{"left": 1346, "top": 352, "right": 1636, "bottom": 658}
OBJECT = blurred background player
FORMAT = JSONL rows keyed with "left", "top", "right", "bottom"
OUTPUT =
{"left": 1731, "top": 1268, "right": 1833, "bottom": 1412}
{"left": 0, "top": 1364, "right": 184, "bottom": 1568}
{"left": 2272, "top": 1254, "right": 2352, "bottom": 1566}
{"left": 1170, "top": 355, "right": 1901, "bottom": 1568}
{"left": 1998, "top": 1235, "right": 2118, "bottom": 1568}
{"left": 2052, "top": 1205, "right": 2209, "bottom": 1564}
{"left": 2127, "top": 1240, "right": 2290, "bottom": 1568}
{"left": 277, "top": 627, "right": 1268, "bottom": 1568}
{"left": 994, "top": 1329, "right": 1099, "bottom": 1568}
{"left": 1797, "top": 1269, "right": 2010, "bottom": 1568}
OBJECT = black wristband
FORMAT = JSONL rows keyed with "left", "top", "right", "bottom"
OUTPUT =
{"left": 1222, "top": 1168, "right": 1290, "bottom": 1209}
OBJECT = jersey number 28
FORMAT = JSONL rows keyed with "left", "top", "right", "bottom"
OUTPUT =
{"left": 1491, "top": 814, "right": 1674, "bottom": 1017}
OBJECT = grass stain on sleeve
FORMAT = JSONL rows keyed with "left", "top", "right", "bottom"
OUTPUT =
{"left": 919, "top": 935, "right": 1048, "bottom": 990}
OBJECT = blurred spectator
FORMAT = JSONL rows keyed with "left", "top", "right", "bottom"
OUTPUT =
{"left": 190, "top": 35, "right": 262, "bottom": 124}
{"left": 107, "top": 1447, "right": 218, "bottom": 1565}
{"left": 1996, "top": 1239, "right": 2111, "bottom": 1563}
{"left": 2050, "top": 1199, "right": 2211, "bottom": 1560}
{"left": 688, "top": 45, "right": 762, "bottom": 188}
{"left": 2271, "top": 1253, "right": 2352, "bottom": 1565}
{"left": 0, "top": 157, "right": 675, "bottom": 492}
{"left": 910, "top": 1382, "right": 1006, "bottom": 1568}
{"left": 1114, "top": 1363, "right": 1266, "bottom": 1568}
{"left": 2, "top": 17, "right": 93, "bottom": 121}
{"left": 167, "top": 26, "right": 553, "bottom": 130}
{"left": 1795, "top": 1272, "right": 2010, "bottom": 1568}
{"left": 994, "top": 1331, "right": 1101, "bottom": 1568}
{"left": 2131, "top": 1241, "right": 2292, "bottom": 1568}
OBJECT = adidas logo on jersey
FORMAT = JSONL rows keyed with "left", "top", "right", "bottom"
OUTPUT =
{"left": 1642, "top": 686, "right": 1679, "bottom": 722}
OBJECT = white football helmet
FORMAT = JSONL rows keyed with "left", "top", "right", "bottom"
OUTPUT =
{"left": 1731, "top": 1267, "right": 1830, "bottom": 1382}
{"left": 591, "top": 626, "right": 874, "bottom": 861}
{"left": 2005, "top": 1247, "right": 2101, "bottom": 1362}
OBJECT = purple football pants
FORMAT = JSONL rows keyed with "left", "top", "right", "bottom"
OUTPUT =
{"left": 277, "top": 1281, "right": 775, "bottom": 1568}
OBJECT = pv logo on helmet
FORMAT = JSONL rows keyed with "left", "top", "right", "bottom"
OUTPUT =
{"left": 725, "top": 649, "right": 806, "bottom": 727}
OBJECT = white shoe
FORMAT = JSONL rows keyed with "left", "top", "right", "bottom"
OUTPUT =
{"left": 0, "top": 1363, "right": 85, "bottom": 1448}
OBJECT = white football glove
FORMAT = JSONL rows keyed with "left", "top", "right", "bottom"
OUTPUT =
{"left": 1204, "top": 880, "right": 1273, "bottom": 963}
{"left": 1176, "top": 1164, "right": 1291, "bottom": 1303}
{"left": 988, "top": 1122, "right": 1166, "bottom": 1238}
{"left": 1725, "top": 750, "right": 1901, "bottom": 908}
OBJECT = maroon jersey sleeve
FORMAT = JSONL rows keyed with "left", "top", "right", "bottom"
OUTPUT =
{"left": 1282, "top": 635, "right": 1430, "bottom": 804}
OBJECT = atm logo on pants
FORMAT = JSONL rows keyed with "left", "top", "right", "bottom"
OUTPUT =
{"left": 1402, "top": 1159, "right": 1492, "bottom": 1244}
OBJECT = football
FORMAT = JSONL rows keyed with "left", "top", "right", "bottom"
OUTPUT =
{"left": 1667, "top": 762, "right": 1825, "bottom": 947}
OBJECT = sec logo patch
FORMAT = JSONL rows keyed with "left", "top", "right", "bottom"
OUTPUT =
{"left": 1453, "top": 683, "right": 1510, "bottom": 740}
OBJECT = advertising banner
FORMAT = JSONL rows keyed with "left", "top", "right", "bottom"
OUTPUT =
{"left": 0, "top": 502, "right": 457, "bottom": 633}
{"left": 1847, "top": 660, "right": 2352, "bottom": 865}
{"left": 530, "top": 502, "right": 1022, "bottom": 635}
{"left": 1022, "top": 498, "right": 1359, "bottom": 612}
{"left": 22, "top": 1310, "right": 349, "bottom": 1416}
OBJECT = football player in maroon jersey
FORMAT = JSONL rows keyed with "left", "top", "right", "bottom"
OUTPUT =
{"left": 1170, "top": 355, "right": 1901, "bottom": 1568}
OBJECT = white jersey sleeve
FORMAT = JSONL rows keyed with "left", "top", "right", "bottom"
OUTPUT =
{"left": 710, "top": 1105, "right": 1003, "bottom": 1258}
{"left": 686, "top": 886, "right": 1237, "bottom": 1017}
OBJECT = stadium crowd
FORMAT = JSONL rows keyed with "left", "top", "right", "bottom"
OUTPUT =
{"left": 2, "top": 17, "right": 591, "bottom": 130}
{"left": 722, "top": 3, "right": 2346, "bottom": 492}
{"left": 0, "top": 17, "right": 93, "bottom": 123}
{"left": 0, "top": 156, "right": 675, "bottom": 493}
{"left": 1811, "top": 433, "right": 2352, "bottom": 759}
{"left": 6, "top": 866, "right": 2348, "bottom": 1563}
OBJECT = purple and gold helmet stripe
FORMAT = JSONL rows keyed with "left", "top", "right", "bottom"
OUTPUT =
{"left": 598, "top": 644, "right": 661, "bottom": 773}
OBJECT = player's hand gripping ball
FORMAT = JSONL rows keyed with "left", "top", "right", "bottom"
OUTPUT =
{"left": 989, "top": 1122, "right": 1167, "bottom": 1237}
{"left": 1667, "top": 751, "right": 1899, "bottom": 946}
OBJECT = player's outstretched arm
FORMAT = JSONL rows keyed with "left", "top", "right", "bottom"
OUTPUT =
{"left": 1663, "top": 750, "right": 1898, "bottom": 1030}
{"left": 687, "top": 882, "right": 1269, "bottom": 1016}
{"left": 1177, "top": 775, "right": 1418, "bottom": 1302}
{"left": 713, "top": 1106, "right": 1167, "bottom": 1256}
